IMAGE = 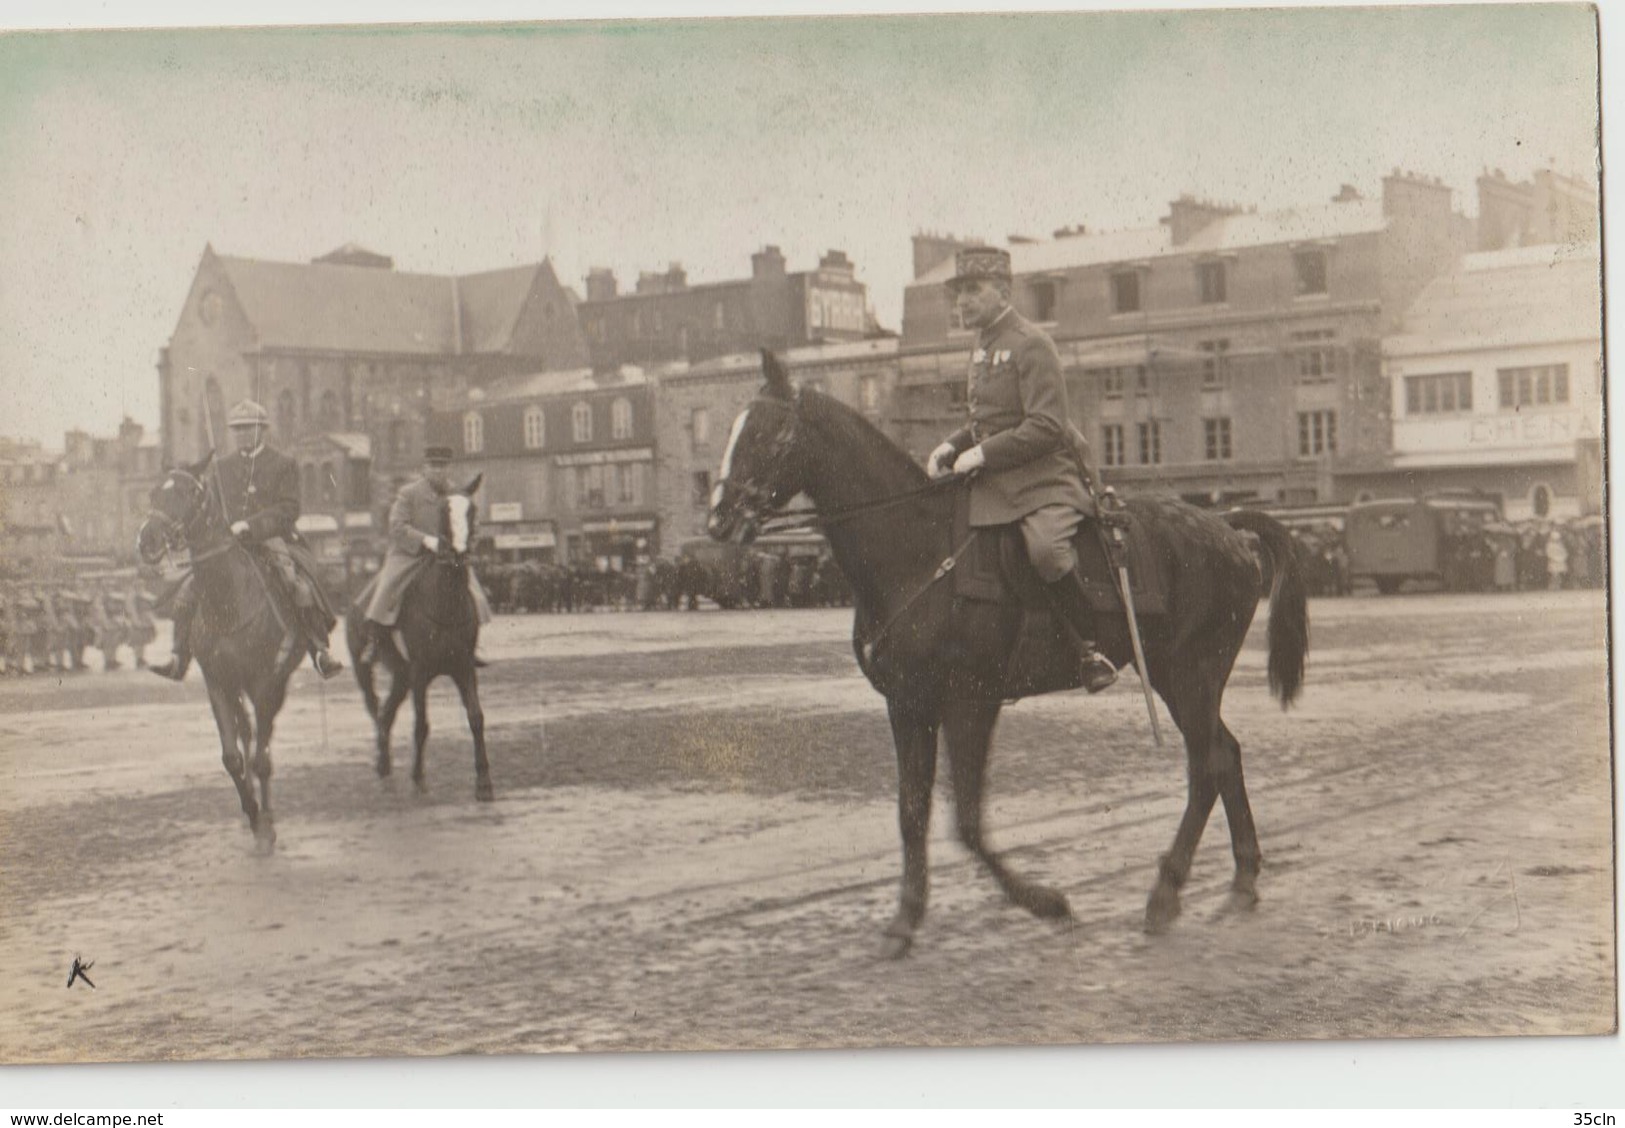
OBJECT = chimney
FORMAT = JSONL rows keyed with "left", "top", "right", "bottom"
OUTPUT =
{"left": 666, "top": 262, "right": 687, "bottom": 290}
{"left": 1160, "top": 195, "right": 1244, "bottom": 246}
{"left": 1333, "top": 184, "right": 1363, "bottom": 203}
{"left": 1382, "top": 169, "right": 1453, "bottom": 220}
{"left": 585, "top": 268, "right": 618, "bottom": 302}
{"left": 1007, "top": 234, "right": 1038, "bottom": 245}
{"left": 1053, "top": 224, "right": 1089, "bottom": 239}
{"left": 910, "top": 232, "right": 980, "bottom": 279}
{"left": 819, "top": 249, "right": 853, "bottom": 274}
{"left": 751, "top": 245, "right": 787, "bottom": 278}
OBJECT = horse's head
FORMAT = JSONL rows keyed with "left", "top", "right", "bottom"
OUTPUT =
{"left": 438, "top": 474, "right": 483, "bottom": 564}
{"left": 707, "top": 350, "right": 808, "bottom": 544}
{"left": 137, "top": 453, "right": 218, "bottom": 564}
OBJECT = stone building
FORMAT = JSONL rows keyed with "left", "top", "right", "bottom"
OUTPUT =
{"left": 576, "top": 246, "right": 876, "bottom": 373}
{"left": 894, "top": 172, "right": 1471, "bottom": 507}
{"left": 427, "top": 371, "right": 658, "bottom": 568}
{"left": 158, "top": 243, "right": 590, "bottom": 581}
{"left": 1372, "top": 241, "right": 1603, "bottom": 520}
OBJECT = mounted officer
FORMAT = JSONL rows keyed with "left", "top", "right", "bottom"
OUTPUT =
{"left": 150, "top": 399, "right": 344, "bottom": 681}
{"left": 356, "top": 445, "right": 492, "bottom": 664}
{"left": 926, "top": 245, "right": 1117, "bottom": 693}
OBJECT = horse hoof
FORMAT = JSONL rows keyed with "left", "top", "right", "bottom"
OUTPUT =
{"left": 1027, "top": 887, "right": 1073, "bottom": 921}
{"left": 375, "top": 756, "right": 392, "bottom": 778}
{"left": 1222, "top": 886, "right": 1260, "bottom": 915}
{"left": 1144, "top": 887, "right": 1182, "bottom": 935}
{"left": 879, "top": 933, "right": 913, "bottom": 961}
{"left": 475, "top": 780, "right": 495, "bottom": 803}
{"left": 413, "top": 776, "right": 428, "bottom": 795}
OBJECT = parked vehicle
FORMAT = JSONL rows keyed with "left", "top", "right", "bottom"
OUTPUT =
{"left": 1345, "top": 492, "right": 1503, "bottom": 594}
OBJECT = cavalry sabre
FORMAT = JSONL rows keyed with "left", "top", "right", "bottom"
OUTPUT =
{"left": 1097, "top": 487, "right": 1163, "bottom": 747}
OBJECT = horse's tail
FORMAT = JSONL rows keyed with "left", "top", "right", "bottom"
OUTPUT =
{"left": 1225, "top": 510, "right": 1308, "bottom": 709}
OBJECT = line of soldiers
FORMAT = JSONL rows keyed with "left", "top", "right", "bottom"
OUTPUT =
{"left": 0, "top": 580, "right": 157, "bottom": 675}
{"left": 474, "top": 551, "right": 854, "bottom": 615}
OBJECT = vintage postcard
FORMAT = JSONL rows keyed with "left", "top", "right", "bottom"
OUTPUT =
{"left": 0, "top": 3, "right": 1612, "bottom": 1079}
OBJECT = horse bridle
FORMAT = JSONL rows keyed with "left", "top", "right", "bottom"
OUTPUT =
{"left": 143, "top": 469, "right": 226, "bottom": 559}
{"left": 721, "top": 395, "right": 964, "bottom": 536}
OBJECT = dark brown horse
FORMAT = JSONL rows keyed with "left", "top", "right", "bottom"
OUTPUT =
{"left": 707, "top": 351, "right": 1308, "bottom": 957}
{"left": 345, "top": 478, "right": 491, "bottom": 801}
{"left": 137, "top": 454, "right": 306, "bottom": 851}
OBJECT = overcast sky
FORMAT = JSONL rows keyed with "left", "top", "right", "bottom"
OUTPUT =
{"left": 0, "top": 3, "right": 1601, "bottom": 448}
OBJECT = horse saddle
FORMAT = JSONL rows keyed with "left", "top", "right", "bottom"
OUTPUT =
{"left": 950, "top": 489, "right": 1167, "bottom": 617}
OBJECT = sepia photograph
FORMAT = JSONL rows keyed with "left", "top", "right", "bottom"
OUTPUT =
{"left": 0, "top": 0, "right": 1614, "bottom": 1101}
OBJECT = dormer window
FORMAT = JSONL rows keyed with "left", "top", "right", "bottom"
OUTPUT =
{"left": 462, "top": 410, "right": 484, "bottom": 454}
{"left": 1197, "top": 260, "right": 1228, "bottom": 305}
{"left": 1294, "top": 248, "right": 1328, "bottom": 296}
{"left": 1110, "top": 270, "right": 1142, "bottom": 314}
{"left": 1028, "top": 279, "right": 1057, "bottom": 323}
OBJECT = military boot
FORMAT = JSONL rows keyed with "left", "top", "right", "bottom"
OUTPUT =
{"left": 1045, "top": 568, "right": 1118, "bottom": 694}
{"left": 149, "top": 603, "right": 195, "bottom": 682}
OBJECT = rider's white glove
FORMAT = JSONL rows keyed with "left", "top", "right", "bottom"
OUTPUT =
{"left": 952, "top": 445, "right": 987, "bottom": 475}
{"left": 422, "top": 534, "right": 441, "bottom": 553}
{"left": 230, "top": 521, "right": 250, "bottom": 538}
{"left": 927, "top": 441, "right": 959, "bottom": 479}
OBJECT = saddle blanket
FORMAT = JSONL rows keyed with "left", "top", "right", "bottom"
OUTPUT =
{"left": 950, "top": 489, "right": 1168, "bottom": 617}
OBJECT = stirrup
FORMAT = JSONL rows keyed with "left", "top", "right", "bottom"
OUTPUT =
{"left": 1080, "top": 648, "right": 1117, "bottom": 694}
{"left": 472, "top": 654, "right": 489, "bottom": 669}
{"left": 312, "top": 649, "right": 345, "bottom": 680}
{"left": 149, "top": 655, "right": 188, "bottom": 682}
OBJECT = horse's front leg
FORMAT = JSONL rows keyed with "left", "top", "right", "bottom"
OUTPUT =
{"left": 374, "top": 665, "right": 409, "bottom": 779}
{"left": 451, "top": 667, "right": 493, "bottom": 802}
{"left": 943, "top": 697, "right": 1070, "bottom": 921}
{"left": 205, "top": 681, "right": 258, "bottom": 833}
{"left": 882, "top": 698, "right": 939, "bottom": 959}
{"left": 411, "top": 674, "right": 431, "bottom": 793}
{"left": 250, "top": 687, "right": 286, "bottom": 854}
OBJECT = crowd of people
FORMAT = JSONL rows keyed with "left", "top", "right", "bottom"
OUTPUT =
{"left": 473, "top": 549, "right": 854, "bottom": 615}
{"left": 0, "top": 578, "right": 158, "bottom": 675}
{"left": 1284, "top": 515, "right": 1606, "bottom": 596}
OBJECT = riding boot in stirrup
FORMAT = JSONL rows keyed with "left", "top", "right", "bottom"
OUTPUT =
{"left": 310, "top": 645, "right": 345, "bottom": 680}
{"left": 149, "top": 606, "right": 194, "bottom": 682}
{"left": 1045, "top": 568, "right": 1118, "bottom": 694}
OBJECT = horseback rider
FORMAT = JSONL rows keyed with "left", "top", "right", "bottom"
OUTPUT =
{"left": 926, "top": 246, "right": 1117, "bottom": 693}
{"left": 150, "top": 399, "right": 344, "bottom": 681}
{"left": 356, "top": 445, "right": 492, "bottom": 665}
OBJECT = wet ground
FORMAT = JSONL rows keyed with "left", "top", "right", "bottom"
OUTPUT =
{"left": 0, "top": 590, "right": 1614, "bottom": 1063}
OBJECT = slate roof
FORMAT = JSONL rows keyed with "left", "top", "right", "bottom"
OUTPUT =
{"left": 913, "top": 199, "right": 1389, "bottom": 283}
{"left": 1386, "top": 242, "right": 1602, "bottom": 356}
{"left": 212, "top": 251, "right": 559, "bottom": 357}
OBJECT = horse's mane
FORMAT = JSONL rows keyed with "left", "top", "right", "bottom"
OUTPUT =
{"left": 795, "top": 388, "right": 928, "bottom": 489}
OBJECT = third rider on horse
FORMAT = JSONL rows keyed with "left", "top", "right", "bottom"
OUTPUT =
{"left": 926, "top": 246, "right": 1117, "bottom": 693}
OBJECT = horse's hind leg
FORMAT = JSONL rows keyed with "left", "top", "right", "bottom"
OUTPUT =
{"left": 410, "top": 674, "right": 431, "bottom": 794}
{"left": 1145, "top": 667, "right": 1224, "bottom": 934}
{"left": 882, "top": 700, "right": 939, "bottom": 960}
{"left": 374, "top": 666, "right": 409, "bottom": 779}
{"left": 206, "top": 683, "right": 259, "bottom": 833}
{"left": 1214, "top": 719, "right": 1262, "bottom": 910}
{"left": 944, "top": 698, "right": 1071, "bottom": 922}
{"left": 451, "top": 668, "right": 493, "bottom": 802}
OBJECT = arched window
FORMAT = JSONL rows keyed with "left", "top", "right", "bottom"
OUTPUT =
{"left": 524, "top": 405, "right": 546, "bottom": 450}
{"left": 1531, "top": 483, "right": 1552, "bottom": 518}
{"left": 572, "top": 401, "right": 593, "bottom": 443}
{"left": 611, "top": 397, "right": 633, "bottom": 440}
{"left": 860, "top": 374, "right": 879, "bottom": 412}
{"left": 319, "top": 390, "right": 341, "bottom": 430}
{"left": 463, "top": 411, "right": 484, "bottom": 454}
{"left": 277, "top": 390, "right": 297, "bottom": 441}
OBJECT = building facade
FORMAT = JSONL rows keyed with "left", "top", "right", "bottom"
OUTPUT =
{"left": 649, "top": 338, "right": 901, "bottom": 550}
{"left": 576, "top": 246, "right": 876, "bottom": 373}
{"left": 893, "top": 173, "right": 1470, "bottom": 507}
{"left": 1371, "top": 242, "right": 1604, "bottom": 520}
{"left": 428, "top": 372, "right": 658, "bottom": 568}
{"left": 159, "top": 243, "right": 591, "bottom": 573}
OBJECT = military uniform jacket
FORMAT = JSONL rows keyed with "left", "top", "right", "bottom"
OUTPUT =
{"left": 215, "top": 445, "right": 300, "bottom": 543}
{"left": 944, "top": 307, "right": 1092, "bottom": 527}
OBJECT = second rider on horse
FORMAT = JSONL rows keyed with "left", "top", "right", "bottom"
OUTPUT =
{"left": 151, "top": 399, "right": 345, "bottom": 681}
